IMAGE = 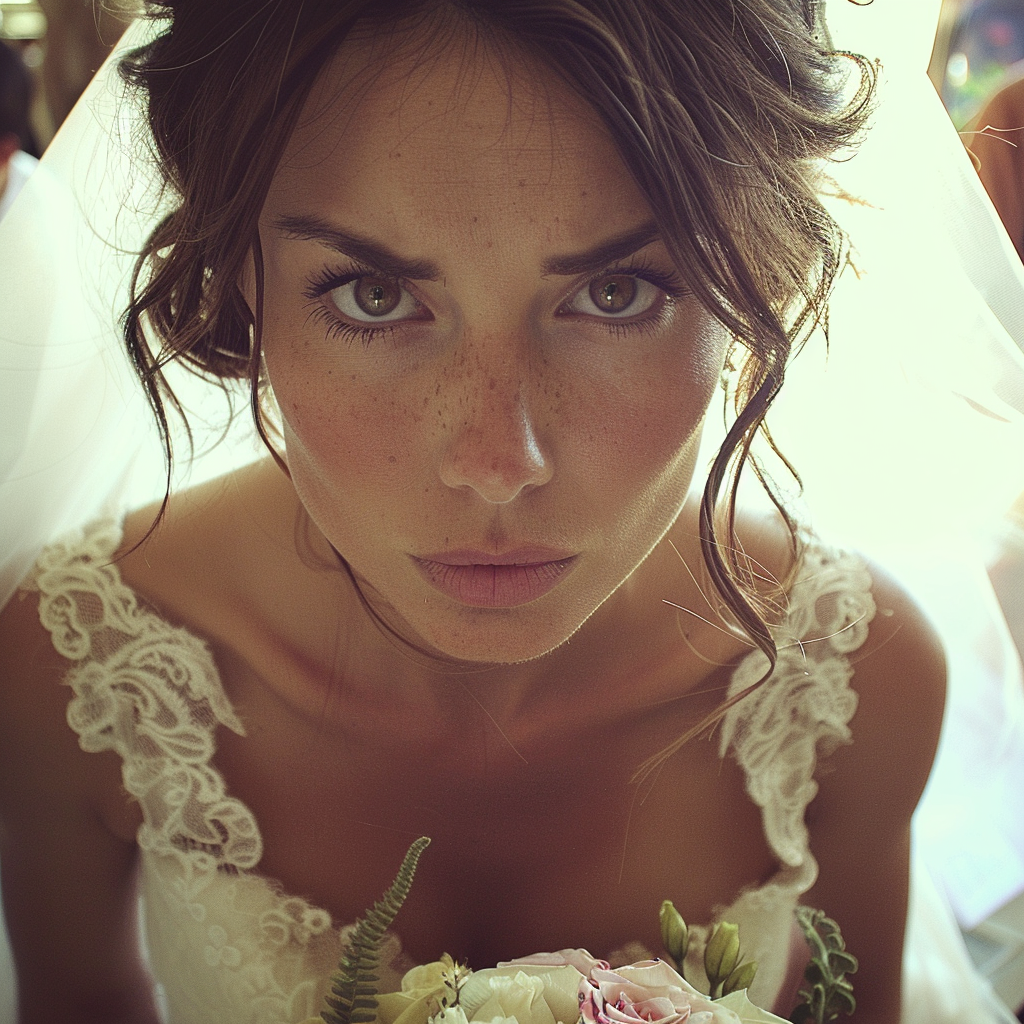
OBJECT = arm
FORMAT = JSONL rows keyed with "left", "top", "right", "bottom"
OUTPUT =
{"left": 0, "top": 590, "right": 161, "bottom": 1023}
{"left": 799, "top": 565, "right": 946, "bottom": 1024}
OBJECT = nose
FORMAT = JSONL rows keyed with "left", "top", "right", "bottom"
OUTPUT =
{"left": 438, "top": 363, "right": 553, "bottom": 504}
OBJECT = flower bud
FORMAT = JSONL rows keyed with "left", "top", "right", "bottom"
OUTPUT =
{"left": 722, "top": 959, "right": 758, "bottom": 995}
{"left": 704, "top": 922, "right": 740, "bottom": 990}
{"left": 659, "top": 900, "right": 689, "bottom": 967}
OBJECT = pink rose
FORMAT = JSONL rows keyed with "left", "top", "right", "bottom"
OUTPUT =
{"left": 578, "top": 961, "right": 724, "bottom": 1024}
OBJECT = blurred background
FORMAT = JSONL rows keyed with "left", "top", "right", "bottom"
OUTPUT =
{"left": 0, "top": 0, "right": 134, "bottom": 148}
{"left": 931, "top": 0, "right": 1024, "bottom": 126}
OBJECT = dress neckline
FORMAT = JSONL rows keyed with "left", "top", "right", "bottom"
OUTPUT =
{"left": 28, "top": 514, "right": 875, "bottom": 1011}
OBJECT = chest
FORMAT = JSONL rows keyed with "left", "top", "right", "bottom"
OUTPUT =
{"left": 206, "top": 648, "right": 778, "bottom": 968}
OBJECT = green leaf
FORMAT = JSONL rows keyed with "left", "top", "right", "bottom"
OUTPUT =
{"left": 788, "top": 907, "right": 858, "bottom": 1024}
{"left": 833, "top": 987, "right": 856, "bottom": 1016}
{"left": 321, "top": 837, "right": 431, "bottom": 1024}
{"left": 723, "top": 960, "right": 759, "bottom": 995}
{"left": 829, "top": 952, "right": 858, "bottom": 976}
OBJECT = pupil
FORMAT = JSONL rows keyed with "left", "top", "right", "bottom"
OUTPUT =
{"left": 591, "top": 275, "right": 636, "bottom": 312}
{"left": 355, "top": 277, "right": 400, "bottom": 317}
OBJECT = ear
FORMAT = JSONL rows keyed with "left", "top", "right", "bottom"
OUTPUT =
{"left": 0, "top": 133, "right": 20, "bottom": 168}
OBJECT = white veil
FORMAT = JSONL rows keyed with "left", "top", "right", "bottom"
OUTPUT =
{"left": 0, "top": 15, "right": 260, "bottom": 609}
{"left": 1, "top": 2, "right": 1024, "bottom": 1016}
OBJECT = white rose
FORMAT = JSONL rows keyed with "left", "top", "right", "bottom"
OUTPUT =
{"left": 456, "top": 963, "right": 585, "bottom": 1024}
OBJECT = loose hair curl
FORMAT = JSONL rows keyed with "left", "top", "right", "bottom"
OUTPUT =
{"left": 121, "top": 0, "right": 874, "bottom": 724}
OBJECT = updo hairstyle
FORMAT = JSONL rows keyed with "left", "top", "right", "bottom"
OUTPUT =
{"left": 120, "top": 0, "right": 874, "bottom": 698}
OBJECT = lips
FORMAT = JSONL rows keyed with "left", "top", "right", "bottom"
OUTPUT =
{"left": 411, "top": 548, "right": 578, "bottom": 607}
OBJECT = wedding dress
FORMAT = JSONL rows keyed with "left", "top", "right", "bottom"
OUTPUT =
{"left": 20, "top": 517, "right": 1015, "bottom": 1024}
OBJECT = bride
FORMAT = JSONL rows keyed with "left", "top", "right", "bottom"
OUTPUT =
{"left": 0, "top": 1, "right": 1020, "bottom": 1022}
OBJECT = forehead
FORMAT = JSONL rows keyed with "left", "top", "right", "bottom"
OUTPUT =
{"left": 264, "top": 16, "right": 652, "bottom": 250}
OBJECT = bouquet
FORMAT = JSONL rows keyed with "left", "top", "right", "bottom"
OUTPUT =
{"left": 300, "top": 839, "right": 857, "bottom": 1024}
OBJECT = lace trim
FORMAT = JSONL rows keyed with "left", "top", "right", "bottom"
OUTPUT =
{"left": 719, "top": 536, "right": 875, "bottom": 868}
{"left": 31, "top": 520, "right": 260, "bottom": 865}
{"left": 29, "top": 518, "right": 380, "bottom": 1023}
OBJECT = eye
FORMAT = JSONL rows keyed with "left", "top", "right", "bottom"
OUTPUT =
{"left": 327, "top": 274, "right": 422, "bottom": 323}
{"left": 562, "top": 272, "right": 664, "bottom": 319}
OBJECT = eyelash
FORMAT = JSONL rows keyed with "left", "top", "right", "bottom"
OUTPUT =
{"left": 303, "top": 260, "right": 404, "bottom": 347}
{"left": 302, "top": 256, "right": 690, "bottom": 347}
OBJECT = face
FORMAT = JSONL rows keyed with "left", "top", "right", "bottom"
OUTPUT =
{"left": 256, "top": 21, "right": 727, "bottom": 664}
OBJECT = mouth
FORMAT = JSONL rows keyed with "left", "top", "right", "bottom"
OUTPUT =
{"left": 411, "top": 548, "right": 578, "bottom": 608}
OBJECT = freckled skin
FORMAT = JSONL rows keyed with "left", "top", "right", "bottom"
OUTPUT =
{"left": 256, "top": 28, "right": 728, "bottom": 665}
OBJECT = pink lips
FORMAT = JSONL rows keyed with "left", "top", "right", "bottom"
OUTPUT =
{"left": 412, "top": 548, "right": 578, "bottom": 607}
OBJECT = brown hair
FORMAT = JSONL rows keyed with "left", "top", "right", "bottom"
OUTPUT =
{"left": 120, "top": 0, "right": 873, "bottom": 707}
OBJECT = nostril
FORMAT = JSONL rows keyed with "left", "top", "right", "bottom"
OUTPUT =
{"left": 438, "top": 404, "right": 552, "bottom": 504}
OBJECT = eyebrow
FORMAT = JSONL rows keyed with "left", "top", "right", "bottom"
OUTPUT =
{"left": 272, "top": 214, "right": 663, "bottom": 279}
{"left": 542, "top": 221, "right": 661, "bottom": 276}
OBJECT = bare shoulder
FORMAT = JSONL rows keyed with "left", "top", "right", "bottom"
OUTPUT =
{"left": 830, "top": 557, "right": 946, "bottom": 816}
{"left": 731, "top": 510, "right": 946, "bottom": 809}
{"left": 0, "top": 572, "right": 159, "bottom": 1016}
{"left": 0, "top": 557, "right": 137, "bottom": 839}
{"left": 0, "top": 455, "right": 289, "bottom": 823}
{"left": 115, "top": 456, "right": 301, "bottom": 625}
{"left": 794, "top": 558, "right": 945, "bottom": 1018}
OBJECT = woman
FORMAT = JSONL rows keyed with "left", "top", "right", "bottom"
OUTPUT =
{"left": 0, "top": 2, "right": 1016, "bottom": 1022}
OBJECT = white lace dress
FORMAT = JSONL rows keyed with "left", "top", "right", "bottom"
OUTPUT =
{"left": 23, "top": 519, "right": 1013, "bottom": 1024}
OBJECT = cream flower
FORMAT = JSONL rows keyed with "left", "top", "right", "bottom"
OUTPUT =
{"left": 498, "top": 950, "right": 608, "bottom": 976}
{"left": 375, "top": 955, "right": 472, "bottom": 1024}
{"left": 459, "top": 962, "right": 584, "bottom": 1024}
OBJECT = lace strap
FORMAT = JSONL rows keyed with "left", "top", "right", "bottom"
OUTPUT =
{"left": 719, "top": 537, "right": 876, "bottom": 867}
{"left": 29, "top": 518, "right": 260, "bottom": 870}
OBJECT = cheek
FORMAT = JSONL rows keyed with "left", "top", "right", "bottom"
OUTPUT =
{"left": 559, "top": 318, "right": 725, "bottom": 476}
{"left": 273, "top": 362, "right": 447, "bottom": 493}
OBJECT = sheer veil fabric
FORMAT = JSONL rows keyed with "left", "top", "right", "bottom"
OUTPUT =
{"left": 1, "top": 1, "right": 1024, "bottom": 1018}
{"left": 0, "top": 13, "right": 261, "bottom": 610}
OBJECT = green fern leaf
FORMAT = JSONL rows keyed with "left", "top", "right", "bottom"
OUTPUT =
{"left": 788, "top": 907, "right": 858, "bottom": 1024}
{"left": 321, "top": 837, "right": 431, "bottom": 1024}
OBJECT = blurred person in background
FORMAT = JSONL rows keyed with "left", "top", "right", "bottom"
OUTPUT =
{"left": 968, "top": 69, "right": 1024, "bottom": 260}
{"left": 0, "top": 39, "right": 39, "bottom": 221}
{"left": 35, "top": 0, "right": 133, "bottom": 131}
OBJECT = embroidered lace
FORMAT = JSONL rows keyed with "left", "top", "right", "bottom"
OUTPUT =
{"left": 26, "top": 519, "right": 874, "bottom": 1023}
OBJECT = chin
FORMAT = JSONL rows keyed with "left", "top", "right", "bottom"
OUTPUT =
{"left": 386, "top": 598, "right": 597, "bottom": 667}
